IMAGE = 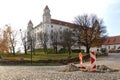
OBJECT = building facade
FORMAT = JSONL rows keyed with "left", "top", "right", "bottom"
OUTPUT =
{"left": 102, "top": 36, "right": 120, "bottom": 52}
{"left": 27, "top": 5, "right": 78, "bottom": 50}
{"left": 28, "top": 5, "right": 119, "bottom": 53}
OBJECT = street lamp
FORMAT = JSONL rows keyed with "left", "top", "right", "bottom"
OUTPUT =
{"left": 30, "top": 37, "right": 33, "bottom": 65}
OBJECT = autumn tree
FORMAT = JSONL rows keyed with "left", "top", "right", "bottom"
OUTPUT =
{"left": 0, "top": 29, "right": 9, "bottom": 53}
{"left": 74, "top": 14, "right": 107, "bottom": 54}
{"left": 0, "top": 25, "right": 17, "bottom": 55}
{"left": 6, "top": 26, "right": 17, "bottom": 55}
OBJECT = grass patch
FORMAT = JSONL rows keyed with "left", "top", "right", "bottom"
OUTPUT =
{"left": 0, "top": 52, "right": 79, "bottom": 61}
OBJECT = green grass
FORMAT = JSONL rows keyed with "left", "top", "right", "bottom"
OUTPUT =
{"left": 0, "top": 52, "right": 80, "bottom": 66}
{"left": 0, "top": 52, "right": 79, "bottom": 61}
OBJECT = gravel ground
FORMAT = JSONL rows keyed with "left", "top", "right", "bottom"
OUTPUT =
{"left": 0, "top": 53, "right": 120, "bottom": 80}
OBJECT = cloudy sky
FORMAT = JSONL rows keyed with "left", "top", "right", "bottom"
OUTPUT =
{"left": 0, "top": 0, "right": 120, "bottom": 36}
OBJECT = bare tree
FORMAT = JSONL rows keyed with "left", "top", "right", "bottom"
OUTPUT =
{"left": 50, "top": 30, "right": 60, "bottom": 54}
{"left": 74, "top": 14, "right": 107, "bottom": 54}
{"left": 10, "top": 31, "right": 17, "bottom": 55}
{"left": 61, "top": 29, "right": 76, "bottom": 56}
{"left": 32, "top": 32, "right": 36, "bottom": 55}
{"left": 38, "top": 32, "right": 49, "bottom": 54}
{"left": 20, "top": 29, "right": 27, "bottom": 54}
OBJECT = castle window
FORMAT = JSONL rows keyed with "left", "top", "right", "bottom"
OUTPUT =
{"left": 60, "top": 36, "right": 62, "bottom": 40}
{"left": 51, "top": 30, "right": 53, "bottom": 33}
{"left": 60, "top": 27, "right": 62, "bottom": 29}
{"left": 59, "top": 31, "right": 62, "bottom": 34}
{"left": 66, "top": 28, "right": 69, "bottom": 31}
{"left": 73, "top": 29, "right": 76, "bottom": 31}
{"left": 51, "top": 25, "right": 53, "bottom": 28}
{"left": 51, "top": 35, "right": 53, "bottom": 39}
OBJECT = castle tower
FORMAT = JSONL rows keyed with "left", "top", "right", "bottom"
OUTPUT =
{"left": 27, "top": 20, "right": 33, "bottom": 49}
{"left": 43, "top": 5, "right": 51, "bottom": 24}
{"left": 27, "top": 20, "right": 33, "bottom": 31}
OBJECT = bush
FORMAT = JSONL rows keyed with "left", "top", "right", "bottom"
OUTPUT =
{"left": 72, "top": 49, "right": 84, "bottom": 53}
{"left": 47, "top": 48, "right": 54, "bottom": 54}
{"left": 59, "top": 48, "right": 68, "bottom": 53}
{"left": 35, "top": 49, "right": 44, "bottom": 52}
{"left": 0, "top": 56, "right": 2, "bottom": 59}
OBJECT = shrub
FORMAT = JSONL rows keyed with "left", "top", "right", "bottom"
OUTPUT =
{"left": 47, "top": 48, "right": 54, "bottom": 54}
{"left": 59, "top": 48, "right": 68, "bottom": 53}
{"left": 72, "top": 49, "right": 84, "bottom": 53}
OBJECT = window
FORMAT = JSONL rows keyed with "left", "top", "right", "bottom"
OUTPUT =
{"left": 60, "top": 27, "right": 62, "bottom": 29}
{"left": 51, "top": 35, "right": 53, "bottom": 39}
{"left": 51, "top": 25, "right": 53, "bottom": 28}
{"left": 59, "top": 31, "right": 62, "bottom": 34}
{"left": 51, "top": 30, "right": 53, "bottom": 33}
{"left": 60, "top": 36, "right": 62, "bottom": 40}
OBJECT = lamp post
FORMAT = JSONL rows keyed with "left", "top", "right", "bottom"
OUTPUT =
{"left": 26, "top": 31, "right": 33, "bottom": 65}
{"left": 30, "top": 38, "right": 33, "bottom": 65}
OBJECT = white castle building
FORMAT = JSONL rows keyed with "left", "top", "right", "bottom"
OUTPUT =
{"left": 27, "top": 5, "right": 80, "bottom": 50}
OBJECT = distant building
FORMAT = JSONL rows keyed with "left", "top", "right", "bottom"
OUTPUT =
{"left": 27, "top": 5, "right": 78, "bottom": 50}
{"left": 102, "top": 36, "right": 120, "bottom": 52}
{"left": 27, "top": 5, "right": 119, "bottom": 53}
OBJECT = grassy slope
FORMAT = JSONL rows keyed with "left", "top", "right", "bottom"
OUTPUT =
{"left": 0, "top": 52, "right": 80, "bottom": 61}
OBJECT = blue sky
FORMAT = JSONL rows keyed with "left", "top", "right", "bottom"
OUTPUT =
{"left": 104, "top": 0, "right": 120, "bottom": 36}
{"left": 0, "top": 0, "right": 119, "bottom": 36}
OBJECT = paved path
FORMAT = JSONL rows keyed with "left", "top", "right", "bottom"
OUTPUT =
{"left": 0, "top": 53, "right": 120, "bottom": 80}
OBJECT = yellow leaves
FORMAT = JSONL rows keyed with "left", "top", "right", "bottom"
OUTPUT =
{"left": 0, "top": 26, "right": 13, "bottom": 53}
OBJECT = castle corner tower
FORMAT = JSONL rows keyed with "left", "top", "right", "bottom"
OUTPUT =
{"left": 43, "top": 5, "right": 51, "bottom": 24}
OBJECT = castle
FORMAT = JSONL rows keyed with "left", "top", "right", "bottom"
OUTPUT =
{"left": 27, "top": 5, "right": 78, "bottom": 50}
{"left": 27, "top": 5, "right": 120, "bottom": 53}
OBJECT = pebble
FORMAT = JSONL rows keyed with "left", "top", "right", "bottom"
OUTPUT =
{"left": 0, "top": 53, "right": 120, "bottom": 80}
{"left": 0, "top": 66, "right": 120, "bottom": 80}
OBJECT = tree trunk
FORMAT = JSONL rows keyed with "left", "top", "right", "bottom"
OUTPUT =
{"left": 86, "top": 45, "right": 90, "bottom": 54}
{"left": 24, "top": 45, "right": 27, "bottom": 54}
{"left": 12, "top": 46, "right": 15, "bottom": 55}
{"left": 44, "top": 45, "right": 47, "bottom": 54}
{"left": 55, "top": 46, "right": 57, "bottom": 54}
{"left": 68, "top": 47, "right": 71, "bottom": 56}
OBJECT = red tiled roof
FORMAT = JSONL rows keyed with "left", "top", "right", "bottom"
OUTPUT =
{"left": 103, "top": 36, "right": 120, "bottom": 45}
{"left": 44, "top": 5, "right": 49, "bottom": 10}
{"left": 51, "top": 19, "right": 78, "bottom": 28}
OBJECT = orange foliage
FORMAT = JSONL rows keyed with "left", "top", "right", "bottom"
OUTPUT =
{"left": 0, "top": 26, "right": 12, "bottom": 54}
